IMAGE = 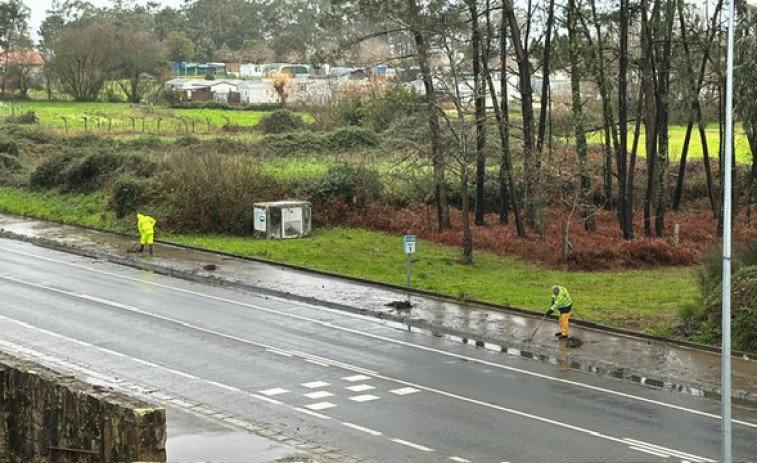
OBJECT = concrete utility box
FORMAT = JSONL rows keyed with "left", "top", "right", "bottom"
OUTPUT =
{"left": 253, "top": 201, "right": 312, "bottom": 239}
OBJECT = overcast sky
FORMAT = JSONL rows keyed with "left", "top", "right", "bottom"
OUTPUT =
{"left": 26, "top": 0, "right": 185, "bottom": 41}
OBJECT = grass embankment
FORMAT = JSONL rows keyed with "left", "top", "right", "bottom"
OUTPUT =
{"left": 0, "top": 187, "right": 698, "bottom": 335}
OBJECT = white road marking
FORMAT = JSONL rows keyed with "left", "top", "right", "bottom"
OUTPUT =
{"left": 294, "top": 408, "right": 331, "bottom": 419}
{"left": 349, "top": 394, "right": 379, "bottom": 403}
{"left": 623, "top": 438, "right": 713, "bottom": 462}
{"left": 341, "top": 422, "right": 382, "bottom": 436}
{"left": 305, "top": 402, "right": 336, "bottom": 411}
{"left": 259, "top": 387, "right": 288, "bottom": 396}
{"left": 343, "top": 374, "right": 371, "bottom": 382}
{"left": 449, "top": 457, "right": 471, "bottom": 462}
{"left": 345, "top": 384, "right": 374, "bottom": 392}
{"left": 302, "top": 381, "right": 330, "bottom": 389}
{"left": 391, "top": 438, "right": 434, "bottom": 452}
{"left": 304, "top": 391, "right": 334, "bottom": 399}
{"left": 207, "top": 380, "right": 240, "bottom": 392}
{"left": 391, "top": 387, "right": 420, "bottom": 396}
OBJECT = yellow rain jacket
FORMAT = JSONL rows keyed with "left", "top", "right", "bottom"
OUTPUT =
{"left": 137, "top": 213, "right": 156, "bottom": 245}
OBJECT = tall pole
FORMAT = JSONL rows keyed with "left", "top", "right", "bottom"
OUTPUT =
{"left": 721, "top": 0, "right": 735, "bottom": 460}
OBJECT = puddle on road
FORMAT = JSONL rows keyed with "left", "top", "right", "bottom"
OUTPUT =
{"left": 167, "top": 432, "right": 305, "bottom": 462}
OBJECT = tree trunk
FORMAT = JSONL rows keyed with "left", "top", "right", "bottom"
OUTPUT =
{"left": 469, "top": 0, "right": 487, "bottom": 227}
{"left": 617, "top": 0, "right": 633, "bottom": 239}
{"left": 653, "top": 0, "right": 675, "bottom": 238}
{"left": 411, "top": 25, "right": 450, "bottom": 231}
{"left": 485, "top": 2, "right": 525, "bottom": 236}
{"left": 641, "top": 0, "right": 658, "bottom": 238}
{"left": 568, "top": 0, "right": 596, "bottom": 232}
{"left": 536, "top": 0, "right": 555, "bottom": 154}
{"left": 585, "top": 0, "right": 619, "bottom": 211}
{"left": 462, "top": 162, "right": 473, "bottom": 262}
{"left": 503, "top": 0, "right": 538, "bottom": 232}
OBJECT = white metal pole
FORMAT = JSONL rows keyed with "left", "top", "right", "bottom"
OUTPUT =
{"left": 722, "top": 0, "right": 735, "bottom": 460}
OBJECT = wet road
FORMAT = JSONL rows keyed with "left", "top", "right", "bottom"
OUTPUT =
{"left": 2, "top": 239, "right": 757, "bottom": 463}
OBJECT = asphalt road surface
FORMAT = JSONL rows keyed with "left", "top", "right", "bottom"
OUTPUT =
{"left": 2, "top": 239, "right": 756, "bottom": 463}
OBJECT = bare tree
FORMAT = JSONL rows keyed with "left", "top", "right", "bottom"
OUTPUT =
{"left": 617, "top": 0, "right": 634, "bottom": 239}
{"left": 49, "top": 24, "right": 116, "bottom": 101}
{"left": 568, "top": 0, "right": 596, "bottom": 232}
{"left": 483, "top": 0, "right": 525, "bottom": 236}
{"left": 672, "top": 0, "right": 722, "bottom": 215}
{"left": 503, "top": 0, "right": 539, "bottom": 233}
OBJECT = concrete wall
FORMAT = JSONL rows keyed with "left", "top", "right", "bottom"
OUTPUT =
{"left": 0, "top": 353, "right": 166, "bottom": 462}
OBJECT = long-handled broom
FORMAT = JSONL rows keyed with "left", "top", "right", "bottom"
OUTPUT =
{"left": 526, "top": 312, "right": 549, "bottom": 341}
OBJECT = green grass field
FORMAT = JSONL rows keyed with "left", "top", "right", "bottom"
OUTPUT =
{"left": 0, "top": 101, "right": 267, "bottom": 134}
{"left": 4, "top": 100, "right": 752, "bottom": 162}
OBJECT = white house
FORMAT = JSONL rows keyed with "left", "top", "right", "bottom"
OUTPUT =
{"left": 238, "top": 80, "right": 280, "bottom": 105}
{"left": 164, "top": 78, "right": 242, "bottom": 101}
{"left": 239, "top": 64, "right": 264, "bottom": 78}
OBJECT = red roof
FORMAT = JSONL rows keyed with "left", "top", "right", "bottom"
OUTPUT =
{"left": 0, "top": 49, "right": 44, "bottom": 66}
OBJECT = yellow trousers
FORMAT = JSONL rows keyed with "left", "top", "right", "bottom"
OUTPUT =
{"left": 140, "top": 231, "right": 154, "bottom": 245}
{"left": 559, "top": 311, "right": 571, "bottom": 336}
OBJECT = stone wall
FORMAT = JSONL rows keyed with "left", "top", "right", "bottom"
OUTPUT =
{"left": 0, "top": 353, "right": 166, "bottom": 462}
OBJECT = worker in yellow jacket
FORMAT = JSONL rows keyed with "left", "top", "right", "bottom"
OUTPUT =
{"left": 546, "top": 285, "right": 573, "bottom": 338}
{"left": 137, "top": 213, "right": 156, "bottom": 255}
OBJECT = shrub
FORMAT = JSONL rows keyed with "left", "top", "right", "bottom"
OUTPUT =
{"left": 174, "top": 135, "right": 201, "bottom": 147}
{"left": 257, "top": 109, "right": 305, "bottom": 134}
{"left": 158, "top": 151, "right": 280, "bottom": 234}
{"left": 323, "top": 127, "right": 380, "bottom": 151}
{"left": 256, "top": 132, "right": 324, "bottom": 154}
{"left": 6, "top": 110, "right": 38, "bottom": 124}
{"left": 0, "top": 140, "right": 20, "bottom": 157}
{"left": 1, "top": 125, "right": 56, "bottom": 144}
{"left": 64, "top": 152, "right": 125, "bottom": 193}
{"left": 121, "top": 136, "right": 165, "bottom": 151}
{"left": 111, "top": 177, "right": 143, "bottom": 218}
{"left": 702, "top": 265, "right": 757, "bottom": 353}
{"left": 0, "top": 154, "right": 21, "bottom": 171}
{"left": 29, "top": 152, "right": 81, "bottom": 189}
{"left": 312, "top": 163, "right": 383, "bottom": 207}
{"left": 360, "top": 85, "right": 424, "bottom": 132}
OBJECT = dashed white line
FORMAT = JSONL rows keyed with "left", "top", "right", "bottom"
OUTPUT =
{"left": 341, "top": 422, "right": 383, "bottom": 436}
{"left": 391, "top": 387, "right": 420, "bottom": 396}
{"left": 349, "top": 394, "right": 379, "bottom": 403}
{"left": 302, "top": 381, "right": 330, "bottom": 389}
{"left": 343, "top": 374, "right": 372, "bottom": 382}
{"left": 305, "top": 402, "right": 336, "bottom": 411}
{"left": 295, "top": 407, "right": 331, "bottom": 419}
{"left": 259, "top": 387, "right": 289, "bottom": 396}
{"left": 391, "top": 438, "right": 434, "bottom": 452}
{"left": 449, "top": 457, "right": 471, "bottom": 463}
{"left": 304, "top": 391, "right": 334, "bottom": 399}
{"left": 345, "top": 384, "right": 374, "bottom": 392}
{"left": 207, "top": 380, "right": 240, "bottom": 392}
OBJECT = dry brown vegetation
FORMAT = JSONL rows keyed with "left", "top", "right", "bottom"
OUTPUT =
{"left": 337, "top": 202, "right": 757, "bottom": 271}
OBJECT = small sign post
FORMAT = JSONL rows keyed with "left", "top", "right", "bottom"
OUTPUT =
{"left": 403, "top": 235, "right": 417, "bottom": 288}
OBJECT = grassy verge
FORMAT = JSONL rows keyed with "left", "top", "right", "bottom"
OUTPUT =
{"left": 0, "top": 187, "right": 699, "bottom": 334}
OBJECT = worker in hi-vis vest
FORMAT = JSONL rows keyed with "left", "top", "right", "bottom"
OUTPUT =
{"left": 546, "top": 285, "right": 572, "bottom": 339}
{"left": 137, "top": 213, "right": 156, "bottom": 255}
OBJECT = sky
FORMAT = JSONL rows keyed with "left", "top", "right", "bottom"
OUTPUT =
{"left": 25, "top": 0, "right": 185, "bottom": 41}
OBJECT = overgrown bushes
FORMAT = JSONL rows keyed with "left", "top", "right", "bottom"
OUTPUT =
{"left": 255, "top": 127, "right": 381, "bottom": 154}
{"left": 257, "top": 109, "right": 306, "bottom": 134}
{"left": 682, "top": 243, "right": 757, "bottom": 352}
{"left": 157, "top": 152, "right": 282, "bottom": 234}
{"left": 5, "top": 110, "right": 38, "bottom": 124}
